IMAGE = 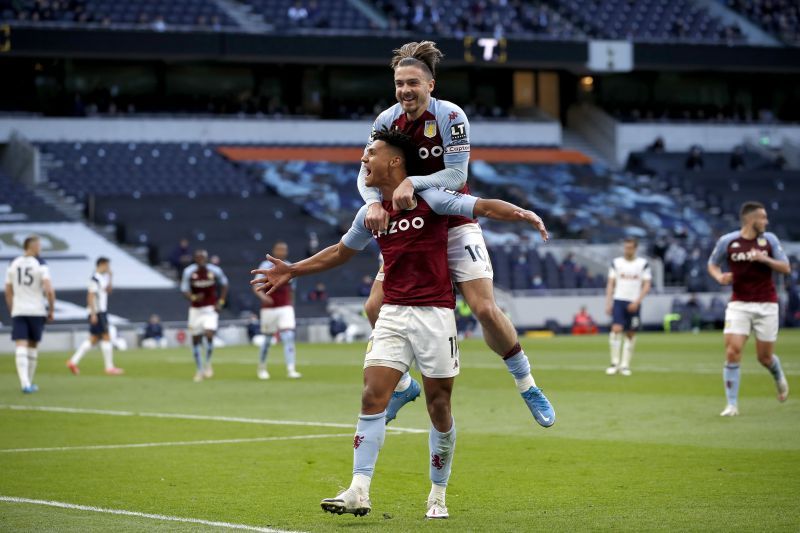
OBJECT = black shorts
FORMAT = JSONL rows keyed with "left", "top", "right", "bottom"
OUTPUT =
{"left": 12, "top": 316, "right": 46, "bottom": 342}
{"left": 89, "top": 312, "right": 110, "bottom": 336}
{"left": 612, "top": 299, "right": 641, "bottom": 331}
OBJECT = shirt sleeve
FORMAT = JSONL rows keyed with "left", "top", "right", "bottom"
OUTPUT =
{"left": 88, "top": 276, "right": 99, "bottom": 293}
{"left": 341, "top": 206, "right": 373, "bottom": 251}
{"left": 211, "top": 265, "right": 229, "bottom": 286}
{"left": 419, "top": 188, "right": 479, "bottom": 218}
{"left": 180, "top": 267, "right": 192, "bottom": 292}
{"left": 39, "top": 265, "right": 51, "bottom": 281}
{"left": 408, "top": 101, "right": 470, "bottom": 191}
{"left": 708, "top": 235, "right": 732, "bottom": 267}
{"left": 607, "top": 261, "right": 617, "bottom": 280}
{"left": 5, "top": 263, "right": 13, "bottom": 285}
{"left": 765, "top": 233, "right": 789, "bottom": 262}
{"left": 642, "top": 261, "right": 653, "bottom": 281}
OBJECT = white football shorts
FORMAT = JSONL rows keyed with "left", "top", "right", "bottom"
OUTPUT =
{"left": 188, "top": 305, "right": 219, "bottom": 336}
{"left": 723, "top": 301, "right": 779, "bottom": 342}
{"left": 260, "top": 305, "right": 296, "bottom": 334}
{"left": 365, "top": 304, "right": 460, "bottom": 378}
{"left": 373, "top": 223, "right": 492, "bottom": 284}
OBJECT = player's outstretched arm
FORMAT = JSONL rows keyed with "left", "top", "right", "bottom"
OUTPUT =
{"left": 44, "top": 278, "right": 55, "bottom": 322}
{"left": 251, "top": 242, "right": 359, "bottom": 296}
{"left": 4, "top": 282, "right": 13, "bottom": 315}
{"left": 473, "top": 199, "right": 549, "bottom": 242}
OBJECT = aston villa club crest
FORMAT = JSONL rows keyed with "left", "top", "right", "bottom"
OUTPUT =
{"left": 757, "top": 237, "right": 767, "bottom": 247}
{"left": 424, "top": 120, "right": 437, "bottom": 138}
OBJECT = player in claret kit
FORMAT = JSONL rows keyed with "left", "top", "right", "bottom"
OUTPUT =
{"left": 4, "top": 235, "right": 55, "bottom": 393}
{"left": 252, "top": 131, "right": 550, "bottom": 520}
{"left": 357, "top": 40, "right": 553, "bottom": 428}
{"left": 708, "top": 201, "right": 791, "bottom": 416}
{"left": 253, "top": 241, "right": 301, "bottom": 380}
{"left": 604, "top": 238, "right": 652, "bottom": 376}
{"left": 181, "top": 249, "right": 229, "bottom": 382}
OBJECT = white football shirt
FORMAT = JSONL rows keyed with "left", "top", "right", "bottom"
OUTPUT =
{"left": 88, "top": 271, "right": 111, "bottom": 313}
{"left": 608, "top": 256, "right": 652, "bottom": 302}
{"left": 4, "top": 255, "right": 51, "bottom": 317}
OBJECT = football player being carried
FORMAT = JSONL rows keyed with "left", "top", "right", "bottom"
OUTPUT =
{"left": 4, "top": 235, "right": 55, "bottom": 393}
{"left": 357, "top": 40, "right": 554, "bottom": 427}
{"left": 708, "top": 201, "right": 791, "bottom": 416}
{"left": 67, "top": 257, "right": 124, "bottom": 375}
{"left": 181, "top": 249, "right": 229, "bottom": 382}
{"left": 252, "top": 131, "right": 550, "bottom": 519}
{"left": 604, "top": 238, "right": 652, "bottom": 376}
{"left": 252, "top": 241, "right": 301, "bottom": 380}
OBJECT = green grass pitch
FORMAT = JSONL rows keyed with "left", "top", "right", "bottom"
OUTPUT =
{"left": 1, "top": 331, "right": 799, "bottom": 532}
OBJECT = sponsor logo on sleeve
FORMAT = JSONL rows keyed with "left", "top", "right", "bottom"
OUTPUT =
{"left": 450, "top": 122, "right": 467, "bottom": 141}
{"left": 444, "top": 144, "right": 470, "bottom": 154}
{"left": 424, "top": 120, "right": 438, "bottom": 138}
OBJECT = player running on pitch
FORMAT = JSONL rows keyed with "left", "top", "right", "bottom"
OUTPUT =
{"left": 67, "top": 257, "right": 124, "bottom": 375}
{"left": 4, "top": 235, "right": 55, "bottom": 393}
{"left": 253, "top": 241, "right": 301, "bottom": 380}
{"left": 708, "top": 201, "right": 791, "bottom": 416}
{"left": 181, "top": 249, "right": 229, "bottom": 382}
{"left": 357, "top": 40, "right": 553, "bottom": 427}
{"left": 253, "top": 131, "right": 550, "bottom": 519}
{"left": 604, "top": 237, "right": 652, "bottom": 376}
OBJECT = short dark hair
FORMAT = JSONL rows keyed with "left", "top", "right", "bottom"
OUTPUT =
{"left": 740, "top": 201, "right": 765, "bottom": 219}
{"left": 372, "top": 129, "right": 421, "bottom": 175}
{"left": 96, "top": 256, "right": 110, "bottom": 266}
{"left": 23, "top": 235, "right": 39, "bottom": 251}
{"left": 623, "top": 237, "right": 639, "bottom": 247}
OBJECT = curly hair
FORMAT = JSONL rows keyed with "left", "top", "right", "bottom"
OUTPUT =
{"left": 371, "top": 129, "right": 421, "bottom": 175}
{"left": 390, "top": 40, "right": 443, "bottom": 79}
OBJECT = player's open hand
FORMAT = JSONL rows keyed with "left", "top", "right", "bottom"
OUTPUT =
{"left": 47, "top": 312, "right": 54, "bottom": 323}
{"left": 89, "top": 314, "right": 98, "bottom": 325}
{"left": 392, "top": 178, "right": 416, "bottom": 211}
{"left": 515, "top": 210, "right": 549, "bottom": 242}
{"left": 250, "top": 254, "right": 291, "bottom": 295}
{"left": 750, "top": 250, "right": 769, "bottom": 263}
{"left": 717, "top": 272, "right": 733, "bottom": 285}
{"left": 627, "top": 301, "right": 640, "bottom": 313}
{"left": 605, "top": 303, "right": 613, "bottom": 316}
{"left": 365, "top": 203, "right": 390, "bottom": 232}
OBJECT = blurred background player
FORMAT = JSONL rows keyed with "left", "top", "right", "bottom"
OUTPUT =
{"left": 605, "top": 237, "right": 652, "bottom": 376}
{"left": 253, "top": 241, "right": 301, "bottom": 380}
{"left": 4, "top": 235, "right": 55, "bottom": 394}
{"left": 67, "top": 257, "right": 124, "bottom": 375}
{"left": 358, "top": 41, "right": 552, "bottom": 427}
{"left": 181, "top": 249, "right": 229, "bottom": 382}
{"left": 708, "top": 201, "right": 791, "bottom": 416}
{"left": 141, "top": 314, "right": 167, "bottom": 349}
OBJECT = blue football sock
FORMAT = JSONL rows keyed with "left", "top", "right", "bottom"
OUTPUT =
{"left": 352, "top": 411, "right": 386, "bottom": 479}
{"left": 429, "top": 418, "right": 456, "bottom": 486}
{"left": 724, "top": 363, "right": 741, "bottom": 406}
{"left": 281, "top": 330, "right": 296, "bottom": 368}
{"left": 192, "top": 344, "right": 202, "bottom": 371}
{"left": 766, "top": 354, "right": 784, "bottom": 381}
{"left": 205, "top": 338, "right": 214, "bottom": 363}
{"left": 259, "top": 338, "right": 270, "bottom": 364}
{"left": 504, "top": 351, "right": 536, "bottom": 390}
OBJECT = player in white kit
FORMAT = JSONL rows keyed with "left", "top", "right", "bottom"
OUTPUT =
{"left": 4, "top": 235, "right": 55, "bottom": 393}
{"left": 66, "top": 257, "right": 124, "bottom": 375}
{"left": 605, "top": 237, "right": 652, "bottom": 376}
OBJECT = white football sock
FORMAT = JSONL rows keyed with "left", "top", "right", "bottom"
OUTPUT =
{"left": 70, "top": 339, "right": 92, "bottom": 365}
{"left": 621, "top": 337, "right": 636, "bottom": 369}
{"left": 395, "top": 372, "right": 412, "bottom": 392}
{"left": 16, "top": 346, "right": 31, "bottom": 389}
{"left": 27, "top": 348, "right": 38, "bottom": 383}
{"left": 609, "top": 332, "right": 622, "bottom": 366}
{"left": 429, "top": 483, "right": 446, "bottom": 502}
{"left": 350, "top": 473, "right": 371, "bottom": 495}
{"left": 100, "top": 341, "right": 114, "bottom": 370}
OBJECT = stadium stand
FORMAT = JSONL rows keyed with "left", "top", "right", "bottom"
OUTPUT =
{"left": 0, "top": 171, "right": 66, "bottom": 222}
{"left": 544, "top": 0, "right": 745, "bottom": 43}
{"left": 244, "top": 0, "right": 373, "bottom": 30}
{"left": 726, "top": 0, "right": 800, "bottom": 46}
{"left": 1, "top": 0, "right": 237, "bottom": 28}
{"left": 372, "top": 0, "right": 584, "bottom": 39}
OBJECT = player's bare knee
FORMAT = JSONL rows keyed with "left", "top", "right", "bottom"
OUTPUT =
{"left": 756, "top": 351, "right": 773, "bottom": 366}
{"left": 611, "top": 324, "right": 623, "bottom": 334}
{"left": 361, "top": 386, "right": 390, "bottom": 414}
{"left": 725, "top": 344, "right": 741, "bottom": 362}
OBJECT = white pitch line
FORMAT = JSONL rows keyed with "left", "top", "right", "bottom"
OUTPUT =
{"left": 0, "top": 405, "right": 427, "bottom": 434}
{"left": 0, "top": 432, "right": 354, "bottom": 454}
{"left": 0, "top": 496, "right": 299, "bottom": 532}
